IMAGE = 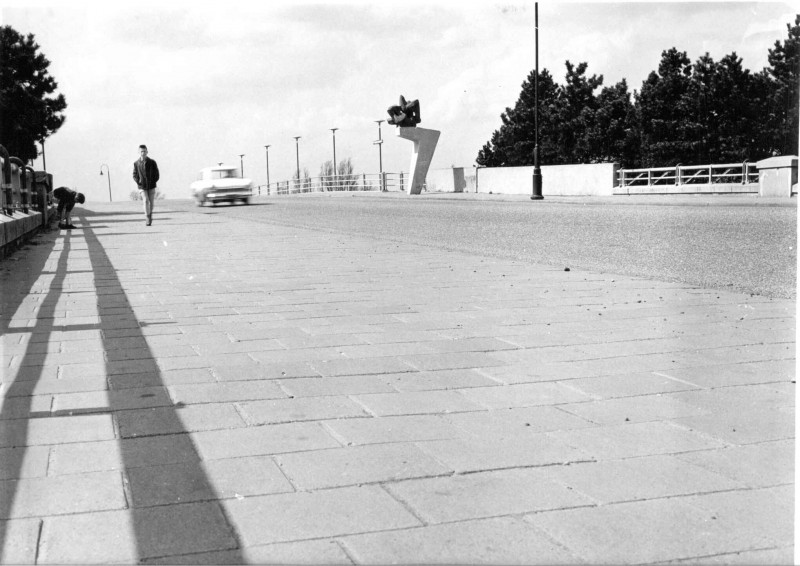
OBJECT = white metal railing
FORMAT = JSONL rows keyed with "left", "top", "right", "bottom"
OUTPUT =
{"left": 618, "top": 162, "right": 759, "bottom": 187}
{"left": 255, "top": 172, "right": 408, "bottom": 196}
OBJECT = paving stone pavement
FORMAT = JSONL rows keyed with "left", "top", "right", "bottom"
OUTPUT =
{"left": 0, "top": 202, "right": 794, "bottom": 564}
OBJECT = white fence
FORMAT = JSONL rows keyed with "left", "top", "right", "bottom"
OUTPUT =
{"left": 256, "top": 172, "right": 406, "bottom": 195}
{"left": 257, "top": 159, "right": 796, "bottom": 198}
{"left": 615, "top": 162, "right": 759, "bottom": 194}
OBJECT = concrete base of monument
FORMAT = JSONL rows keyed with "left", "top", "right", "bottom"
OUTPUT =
{"left": 397, "top": 127, "right": 441, "bottom": 195}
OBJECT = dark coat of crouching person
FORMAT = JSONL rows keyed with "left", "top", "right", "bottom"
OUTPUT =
{"left": 52, "top": 186, "right": 85, "bottom": 229}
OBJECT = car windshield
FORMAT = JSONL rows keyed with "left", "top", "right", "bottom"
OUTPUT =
{"left": 211, "top": 169, "right": 239, "bottom": 180}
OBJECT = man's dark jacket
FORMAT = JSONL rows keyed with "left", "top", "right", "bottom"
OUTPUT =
{"left": 133, "top": 158, "right": 160, "bottom": 190}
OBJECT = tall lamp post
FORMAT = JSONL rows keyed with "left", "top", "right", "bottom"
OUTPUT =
{"left": 293, "top": 136, "right": 301, "bottom": 181}
{"left": 531, "top": 1, "right": 544, "bottom": 200}
{"left": 239, "top": 154, "right": 245, "bottom": 178}
{"left": 330, "top": 128, "right": 338, "bottom": 188}
{"left": 263, "top": 145, "right": 271, "bottom": 192}
{"left": 99, "top": 164, "right": 112, "bottom": 202}
{"left": 374, "top": 120, "right": 384, "bottom": 191}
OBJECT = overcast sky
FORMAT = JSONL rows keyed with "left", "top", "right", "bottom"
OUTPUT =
{"left": 2, "top": 1, "right": 796, "bottom": 202}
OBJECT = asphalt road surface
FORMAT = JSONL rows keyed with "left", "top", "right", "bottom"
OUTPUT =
{"left": 166, "top": 193, "right": 796, "bottom": 299}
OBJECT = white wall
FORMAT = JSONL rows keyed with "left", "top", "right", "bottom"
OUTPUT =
{"left": 474, "top": 163, "right": 619, "bottom": 196}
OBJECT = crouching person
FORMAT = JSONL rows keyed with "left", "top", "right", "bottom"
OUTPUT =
{"left": 52, "top": 186, "right": 85, "bottom": 229}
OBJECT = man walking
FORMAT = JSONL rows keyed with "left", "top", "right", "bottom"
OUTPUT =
{"left": 52, "top": 186, "right": 85, "bottom": 229}
{"left": 132, "top": 144, "right": 160, "bottom": 226}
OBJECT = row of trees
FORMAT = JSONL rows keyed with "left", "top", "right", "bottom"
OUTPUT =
{"left": 278, "top": 158, "right": 360, "bottom": 193}
{"left": 477, "top": 16, "right": 799, "bottom": 169}
{"left": 318, "top": 158, "right": 359, "bottom": 190}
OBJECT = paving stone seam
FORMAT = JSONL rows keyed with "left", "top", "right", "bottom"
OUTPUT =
{"left": 518, "top": 363, "right": 784, "bottom": 383}
{"left": 651, "top": 370, "right": 704, "bottom": 388}
{"left": 440, "top": 460, "right": 599, "bottom": 479}
{"left": 319, "top": 420, "right": 359, "bottom": 447}
{"left": 518, "top": 512, "right": 784, "bottom": 564}
{"left": 514, "top": 513, "right": 592, "bottom": 564}
{"left": 529, "top": 347, "right": 795, "bottom": 366}
{"left": 230, "top": 402, "right": 255, "bottom": 427}
{"left": 547, "top": 448, "right": 792, "bottom": 471}
{"left": 118, "top": 476, "right": 298, "bottom": 510}
{"left": 663, "top": 416, "right": 787, "bottom": 448}
{"left": 377, "top": 482, "right": 435, "bottom": 527}
{"left": 542, "top": 466, "right": 786, "bottom": 507}
{"left": 332, "top": 514, "right": 589, "bottom": 561}
{"left": 270, "top": 454, "right": 303, "bottom": 494}
{"left": 542, "top": 405, "right": 598, "bottom": 428}
{"left": 652, "top": 545, "right": 795, "bottom": 565}
{"left": 269, "top": 459, "right": 302, "bottom": 494}
{"left": 332, "top": 538, "right": 360, "bottom": 566}
{"left": 561, "top": 378, "right": 792, "bottom": 401}
{"left": 1, "top": 403, "right": 254, "bottom": 425}
{"left": 552, "top": 378, "right": 606, "bottom": 401}
{"left": 470, "top": 369, "right": 508, "bottom": 386}
{"left": 345, "top": 395, "right": 381, "bottom": 418}
{"left": 226, "top": 466, "right": 463, "bottom": 496}
{"left": 530, "top": 484, "right": 791, "bottom": 512}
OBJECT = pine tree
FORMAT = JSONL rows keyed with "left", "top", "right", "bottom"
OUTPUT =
{"left": 635, "top": 48, "right": 694, "bottom": 167}
{"left": 476, "top": 68, "right": 559, "bottom": 167}
{"left": 0, "top": 26, "right": 67, "bottom": 162}
{"left": 583, "top": 79, "right": 638, "bottom": 167}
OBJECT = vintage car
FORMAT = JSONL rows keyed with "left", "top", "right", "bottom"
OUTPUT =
{"left": 190, "top": 165, "right": 252, "bottom": 206}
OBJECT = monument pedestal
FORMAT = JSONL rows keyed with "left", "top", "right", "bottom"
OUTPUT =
{"left": 397, "top": 127, "right": 440, "bottom": 195}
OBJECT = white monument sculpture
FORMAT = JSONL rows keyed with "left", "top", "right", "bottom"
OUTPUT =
{"left": 387, "top": 96, "right": 440, "bottom": 195}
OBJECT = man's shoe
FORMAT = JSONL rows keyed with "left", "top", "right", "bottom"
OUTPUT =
{"left": 65, "top": 224, "right": 77, "bottom": 229}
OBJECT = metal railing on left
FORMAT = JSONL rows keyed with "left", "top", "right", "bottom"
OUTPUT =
{"left": 1, "top": 145, "right": 53, "bottom": 222}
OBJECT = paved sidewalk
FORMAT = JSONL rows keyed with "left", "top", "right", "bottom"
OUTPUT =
{"left": 0, "top": 201, "right": 794, "bottom": 564}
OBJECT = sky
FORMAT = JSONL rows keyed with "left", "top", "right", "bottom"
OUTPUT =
{"left": 1, "top": 1, "right": 796, "bottom": 202}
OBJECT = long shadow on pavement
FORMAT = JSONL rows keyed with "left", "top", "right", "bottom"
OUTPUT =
{"left": 79, "top": 218, "right": 245, "bottom": 562}
{"left": 0, "top": 216, "right": 245, "bottom": 562}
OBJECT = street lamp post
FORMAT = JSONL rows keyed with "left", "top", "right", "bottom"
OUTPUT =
{"left": 330, "top": 128, "right": 338, "bottom": 189}
{"left": 531, "top": 1, "right": 544, "bottom": 200}
{"left": 99, "top": 164, "right": 112, "bottom": 202}
{"left": 293, "top": 136, "right": 301, "bottom": 182}
{"left": 374, "top": 120, "right": 384, "bottom": 191}
{"left": 264, "top": 145, "right": 271, "bottom": 192}
{"left": 239, "top": 154, "right": 245, "bottom": 178}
